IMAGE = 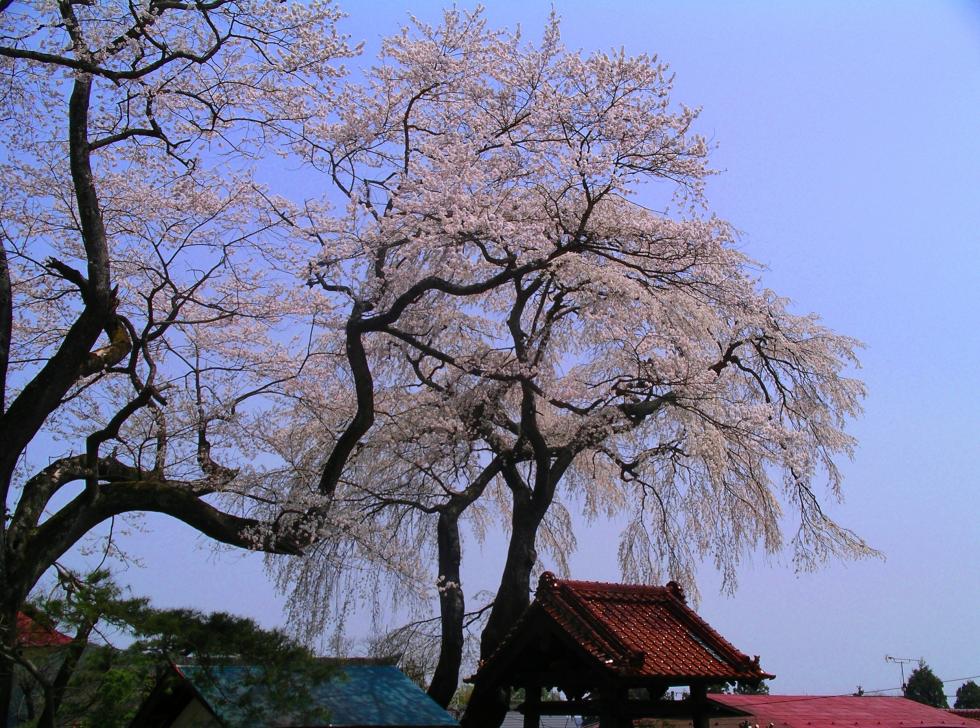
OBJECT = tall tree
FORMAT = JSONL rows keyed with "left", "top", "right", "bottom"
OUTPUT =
{"left": 0, "top": 0, "right": 389, "bottom": 717}
{"left": 0, "top": 4, "right": 649, "bottom": 719}
{"left": 954, "top": 680, "right": 980, "bottom": 709}
{"left": 904, "top": 661, "right": 948, "bottom": 709}
{"left": 270, "top": 9, "right": 873, "bottom": 722}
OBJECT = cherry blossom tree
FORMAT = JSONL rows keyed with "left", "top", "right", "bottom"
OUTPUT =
{"left": 0, "top": 0, "right": 375, "bottom": 715}
{"left": 0, "top": 1, "right": 874, "bottom": 722}
{"left": 269, "top": 10, "right": 873, "bottom": 722}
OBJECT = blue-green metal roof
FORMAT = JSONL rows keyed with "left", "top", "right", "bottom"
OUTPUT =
{"left": 177, "top": 664, "right": 459, "bottom": 727}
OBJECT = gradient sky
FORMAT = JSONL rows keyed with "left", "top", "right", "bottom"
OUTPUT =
{"left": 93, "top": 0, "right": 979, "bottom": 703}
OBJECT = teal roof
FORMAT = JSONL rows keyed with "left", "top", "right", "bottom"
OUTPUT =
{"left": 177, "top": 664, "right": 459, "bottom": 727}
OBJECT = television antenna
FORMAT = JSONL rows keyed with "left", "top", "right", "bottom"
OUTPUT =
{"left": 885, "top": 655, "right": 920, "bottom": 692}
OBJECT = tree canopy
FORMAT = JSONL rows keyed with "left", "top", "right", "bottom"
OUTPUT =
{"left": 1, "top": 3, "right": 871, "bottom": 724}
{"left": 0, "top": 0, "right": 370, "bottom": 716}
{"left": 904, "top": 661, "right": 948, "bottom": 709}
{"left": 954, "top": 680, "right": 980, "bottom": 709}
{"left": 262, "top": 9, "right": 871, "bottom": 722}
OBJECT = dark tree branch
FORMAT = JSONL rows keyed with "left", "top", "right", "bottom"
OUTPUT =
{"left": 0, "top": 73, "right": 112, "bottom": 503}
{"left": 16, "top": 474, "right": 306, "bottom": 596}
{"left": 316, "top": 308, "right": 375, "bottom": 499}
{"left": 0, "top": 242, "right": 11, "bottom": 414}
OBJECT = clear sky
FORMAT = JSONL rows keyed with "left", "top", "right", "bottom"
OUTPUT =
{"left": 100, "top": 0, "right": 979, "bottom": 702}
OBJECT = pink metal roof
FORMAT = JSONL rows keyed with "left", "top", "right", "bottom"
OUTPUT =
{"left": 710, "top": 694, "right": 977, "bottom": 727}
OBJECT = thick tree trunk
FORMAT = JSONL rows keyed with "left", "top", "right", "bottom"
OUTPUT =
{"left": 427, "top": 456, "right": 504, "bottom": 708}
{"left": 479, "top": 497, "right": 540, "bottom": 658}
{"left": 36, "top": 620, "right": 92, "bottom": 727}
{"left": 0, "top": 602, "right": 19, "bottom": 724}
{"left": 0, "top": 242, "right": 11, "bottom": 415}
{"left": 462, "top": 491, "right": 546, "bottom": 728}
{"left": 428, "top": 510, "right": 465, "bottom": 707}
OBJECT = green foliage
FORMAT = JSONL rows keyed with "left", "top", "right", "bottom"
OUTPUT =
{"left": 733, "top": 680, "right": 770, "bottom": 695}
{"left": 508, "top": 686, "right": 560, "bottom": 709}
{"left": 449, "top": 684, "right": 472, "bottom": 711}
{"left": 904, "top": 661, "right": 948, "bottom": 708}
{"left": 707, "top": 680, "right": 770, "bottom": 695}
{"left": 19, "top": 568, "right": 332, "bottom": 726}
{"left": 955, "top": 680, "right": 980, "bottom": 709}
{"left": 60, "top": 650, "right": 154, "bottom": 728}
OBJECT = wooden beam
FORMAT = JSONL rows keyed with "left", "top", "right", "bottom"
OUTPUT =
{"left": 509, "top": 669, "right": 601, "bottom": 687}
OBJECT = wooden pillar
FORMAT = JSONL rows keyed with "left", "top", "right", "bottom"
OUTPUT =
{"left": 690, "top": 682, "right": 709, "bottom": 728}
{"left": 597, "top": 686, "right": 615, "bottom": 728}
{"left": 597, "top": 686, "right": 631, "bottom": 728}
{"left": 522, "top": 682, "right": 540, "bottom": 728}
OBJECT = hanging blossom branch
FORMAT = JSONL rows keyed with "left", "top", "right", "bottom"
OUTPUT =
{"left": 258, "top": 9, "right": 872, "bottom": 721}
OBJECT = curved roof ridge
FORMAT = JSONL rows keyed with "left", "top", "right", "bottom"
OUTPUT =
{"left": 551, "top": 575, "right": 673, "bottom": 594}
{"left": 543, "top": 572, "right": 756, "bottom": 666}
{"left": 540, "top": 572, "right": 771, "bottom": 680}
{"left": 470, "top": 572, "right": 773, "bottom": 687}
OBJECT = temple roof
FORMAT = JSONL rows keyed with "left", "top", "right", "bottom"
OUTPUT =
{"left": 473, "top": 572, "right": 773, "bottom": 686}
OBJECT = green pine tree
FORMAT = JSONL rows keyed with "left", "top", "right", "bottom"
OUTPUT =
{"left": 904, "top": 661, "right": 948, "bottom": 708}
{"left": 955, "top": 680, "right": 980, "bottom": 709}
{"left": 15, "top": 568, "right": 333, "bottom": 727}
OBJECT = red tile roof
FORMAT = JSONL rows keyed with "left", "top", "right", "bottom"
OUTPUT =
{"left": 16, "top": 611, "right": 72, "bottom": 648}
{"left": 476, "top": 572, "right": 771, "bottom": 684}
{"left": 710, "top": 694, "right": 977, "bottom": 727}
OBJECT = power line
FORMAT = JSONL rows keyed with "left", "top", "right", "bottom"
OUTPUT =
{"left": 861, "top": 673, "right": 980, "bottom": 696}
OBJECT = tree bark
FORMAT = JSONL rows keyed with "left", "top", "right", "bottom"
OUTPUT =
{"left": 461, "top": 445, "right": 573, "bottom": 728}
{"left": 0, "top": 72, "right": 110, "bottom": 716}
{"left": 479, "top": 493, "right": 541, "bottom": 659}
{"left": 0, "top": 74, "right": 111, "bottom": 504}
{"left": 462, "top": 486, "right": 546, "bottom": 728}
{"left": 428, "top": 509, "right": 465, "bottom": 707}
{"left": 0, "top": 242, "right": 11, "bottom": 415}
{"left": 36, "top": 620, "right": 93, "bottom": 727}
{"left": 0, "top": 607, "right": 14, "bottom": 726}
{"left": 427, "top": 456, "right": 503, "bottom": 707}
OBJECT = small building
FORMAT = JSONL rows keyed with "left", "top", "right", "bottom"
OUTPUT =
{"left": 8, "top": 611, "right": 74, "bottom": 725}
{"left": 638, "top": 694, "right": 980, "bottom": 727}
{"left": 15, "top": 611, "right": 73, "bottom": 649}
{"left": 131, "top": 661, "right": 460, "bottom": 727}
{"left": 469, "top": 572, "right": 773, "bottom": 728}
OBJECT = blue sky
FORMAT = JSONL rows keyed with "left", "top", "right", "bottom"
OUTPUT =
{"left": 107, "top": 0, "right": 979, "bottom": 701}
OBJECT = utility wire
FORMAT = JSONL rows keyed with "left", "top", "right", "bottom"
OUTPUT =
{"left": 861, "top": 673, "right": 980, "bottom": 696}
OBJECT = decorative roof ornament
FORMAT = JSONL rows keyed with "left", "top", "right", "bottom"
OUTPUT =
{"left": 666, "top": 580, "right": 687, "bottom": 603}
{"left": 538, "top": 570, "right": 560, "bottom": 592}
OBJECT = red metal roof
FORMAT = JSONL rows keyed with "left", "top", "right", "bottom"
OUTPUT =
{"left": 476, "top": 572, "right": 771, "bottom": 684}
{"left": 16, "top": 611, "right": 72, "bottom": 648}
{"left": 710, "top": 694, "right": 978, "bottom": 727}
{"left": 949, "top": 709, "right": 980, "bottom": 722}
